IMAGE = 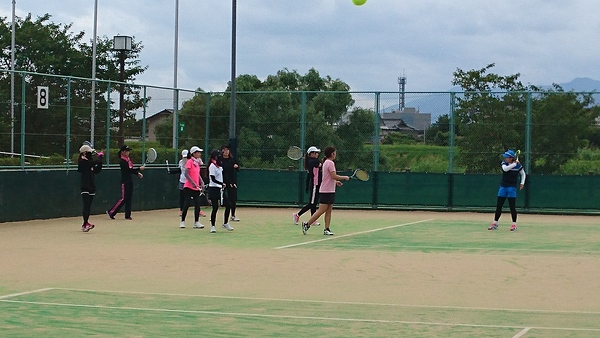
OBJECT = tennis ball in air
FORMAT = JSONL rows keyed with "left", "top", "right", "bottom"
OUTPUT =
{"left": 352, "top": 0, "right": 367, "bottom": 6}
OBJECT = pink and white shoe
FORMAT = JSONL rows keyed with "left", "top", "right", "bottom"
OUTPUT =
{"left": 510, "top": 224, "right": 517, "bottom": 231}
{"left": 292, "top": 213, "right": 299, "bottom": 225}
{"left": 82, "top": 222, "right": 95, "bottom": 232}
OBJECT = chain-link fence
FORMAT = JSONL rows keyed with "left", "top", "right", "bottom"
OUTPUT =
{"left": 2, "top": 70, "right": 600, "bottom": 175}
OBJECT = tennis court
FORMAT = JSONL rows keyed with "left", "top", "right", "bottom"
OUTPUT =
{"left": 1, "top": 208, "right": 599, "bottom": 337}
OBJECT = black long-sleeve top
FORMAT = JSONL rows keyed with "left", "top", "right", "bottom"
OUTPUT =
{"left": 119, "top": 158, "right": 141, "bottom": 184}
{"left": 78, "top": 157, "right": 103, "bottom": 193}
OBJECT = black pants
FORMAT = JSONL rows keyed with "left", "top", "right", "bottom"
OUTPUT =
{"left": 181, "top": 187, "right": 201, "bottom": 222}
{"left": 81, "top": 191, "right": 95, "bottom": 225}
{"left": 108, "top": 181, "right": 133, "bottom": 218}
{"left": 226, "top": 184, "right": 238, "bottom": 217}
{"left": 208, "top": 187, "right": 222, "bottom": 226}
{"left": 298, "top": 185, "right": 319, "bottom": 216}
{"left": 179, "top": 188, "right": 185, "bottom": 211}
{"left": 494, "top": 197, "right": 517, "bottom": 222}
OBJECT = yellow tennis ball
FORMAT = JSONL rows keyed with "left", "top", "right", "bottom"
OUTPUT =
{"left": 352, "top": 0, "right": 367, "bottom": 5}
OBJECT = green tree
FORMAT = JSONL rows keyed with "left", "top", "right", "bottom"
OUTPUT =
{"left": 424, "top": 114, "right": 454, "bottom": 146}
{"left": 154, "top": 68, "right": 366, "bottom": 168}
{"left": 0, "top": 13, "right": 147, "bottom": 156}
{"left": 451, "top": 63, "right": 596, "bottom": 174}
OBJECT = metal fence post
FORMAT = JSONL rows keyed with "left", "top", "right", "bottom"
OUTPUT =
{"left": 449, "top": 92, "right": 456, "bottom": 173}
{"left": 66, "top": 77, "right": 71, "bottom": 167}
{"left": 141, "top": 85, "right": 147, "bottom": 161}
{"left": 20, "top": 73, "right": 25, "bottom": 169}
{"left": 204, "top": 92, "right": 211, "bottom": 163}
{"left": 300, "top": 91, "right": 306, "bottom": 171}
{"left": 525, "top": 92, "right": 532, "bottom": 174}
{"left": 105, "top": 81, "right": 111, "bottom": 166}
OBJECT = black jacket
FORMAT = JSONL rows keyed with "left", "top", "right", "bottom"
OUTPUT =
{"left": 78, "top": 156, "right": 102, "bottom": 193}
{"left": 119, "top": 158, "right": 141, "bottom": 184}
{"left": 220, "top": 156, "right": 240, "bottom": 185}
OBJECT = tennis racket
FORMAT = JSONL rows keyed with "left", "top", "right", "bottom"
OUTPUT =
{"left": 515, "top": 150, "right": 521, "bottom": 161}
{"left": 165, "top": 159, "right": 170, "bottom": 173}
{"left": 287, "top": 146, "right": 303, "bottom": 160}
{"left": 146, "top": 148, "right": 157, "bottom": 163}
{"left": 350, "top": 169, "right": 370, "bottom": 181}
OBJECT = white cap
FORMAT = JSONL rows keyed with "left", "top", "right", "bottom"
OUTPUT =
{"left": 306, "top": 146, "right": 320, "bottom": 154}
{"left": 190, "top": 146, "right": 203, "bottom": 153}
{"left": 79, "top": 144, "right": 95, "bottom": 153}
{"left": 181, "top": 149, "right": 189, "bottom": 157}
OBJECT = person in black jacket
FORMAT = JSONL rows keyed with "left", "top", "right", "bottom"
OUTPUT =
{"left": 107, "top": 145, "right": 145, "bottom": 220}
{"left": 78, "top": 144, "right": 103, "bottom": 232}
{"left": 220, "top": 144, "right": 241, "bottom": 222}
{"left": 293, "top": 146, "right": 321, "bottom": 226}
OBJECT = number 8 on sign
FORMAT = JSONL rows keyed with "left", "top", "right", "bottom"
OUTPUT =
{"left": 37, "top": 86, "right": 49, "bottom": 109}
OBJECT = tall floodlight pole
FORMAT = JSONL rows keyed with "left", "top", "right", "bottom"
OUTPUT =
{"left": 90, "top": 0, "right": 98, "bottom": 145}
{"left": 10, "top": 0, "right": 16, "bottom": 155}
{"left": 172, "top": 0, "right": 179, "bottom": 149}
{"left": 113, "top": 35, "right": 132, "bottom": 147}
{"left": 229, "top": 0, "right": 237, "bottom": 155}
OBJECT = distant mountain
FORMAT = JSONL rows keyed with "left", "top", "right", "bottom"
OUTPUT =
{"left": 381, "top": 78, "right": 600, "bottom": 122}
{"left": 540, "top": 77, "right": 600, "bottom": 92}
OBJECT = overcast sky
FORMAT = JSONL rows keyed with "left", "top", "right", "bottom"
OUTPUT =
{"left": 2, "top": 0, "right": 599, "bottom": 94}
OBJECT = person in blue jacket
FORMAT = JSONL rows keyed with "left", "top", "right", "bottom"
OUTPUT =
{"left": 488, "top": 150, "right": 526, "bottom": 232}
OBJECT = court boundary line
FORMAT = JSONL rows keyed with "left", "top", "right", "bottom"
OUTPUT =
{"left": 0, "top": 288, "right": 52, "bottom": 300}
{"left": 1, "top": 298, "right": 599, "bottom": 332}
{"left": 513, "top": 327, "right": 531, "bottom": 338}
{"left": 275, "top": 218, "right": 435, "bottom": 249}
{"left": 22, "top": 287, "right": 600, "bottom": 315}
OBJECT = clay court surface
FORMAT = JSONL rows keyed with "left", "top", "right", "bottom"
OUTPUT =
{"left": 1, "top": 208, "right": 600, "bottom": 337}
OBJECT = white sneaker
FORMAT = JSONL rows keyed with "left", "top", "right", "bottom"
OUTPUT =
{"left": 210, "top": 225, "right": 216, "bottom": 233}
{"left": 222, "top": 223, "right": 234, "bottom": 231}
{"left": 193, "top": 222, "right": 204, "bottom": 229}
{"left": 179, "top": 221, "right": 185, "bottom": 229}
{"left": 323, "top": 228, "right": 334, "bottom": 236}
{"left": 312, "top": 222, "right": 320, "bottom": 226}
{"left": 230, "top": 216, "right": 240, "bottom": 222}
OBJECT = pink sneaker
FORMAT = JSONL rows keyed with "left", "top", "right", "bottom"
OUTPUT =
{"left": 199, "top": 211, "right": 207, "bottom": 217}
{"left": 292, "top": 213, "right": 299, "bottom": 225}
{"left": 488, "top": 223, "right": 498, "bottom": 230}
{"left": 510, "top": 224, "right": 517, "bottom": 231}
{"left": 81, "top": 222, "right": 94, "bottom": 232}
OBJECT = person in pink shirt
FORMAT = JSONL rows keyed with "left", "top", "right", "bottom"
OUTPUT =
{"left": 180, "top": 146, "right": 205, "bottom": 229}
{"left": 302, "top": 146, "right": 349, "bottom": 236}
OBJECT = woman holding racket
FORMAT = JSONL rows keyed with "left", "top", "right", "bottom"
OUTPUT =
{"left": 293, "top": 146, "right": 322, "bottom": 226}
{"left": 180, "top": 146, "right": 205, "bottom": 229}
{"left": 488, "top": 149, "right": 526, "bottom": 231}
{"left": 302, "top": 146, "right": 349, "bottom": 236}
{"left": 78, "top": 144, "right": 103, "bottom": 232}
{"left": 107, "top": 145, "right": 145, "bottom": 220}
{"left": 207, "top": 149, "right": 234, "bottom": 233}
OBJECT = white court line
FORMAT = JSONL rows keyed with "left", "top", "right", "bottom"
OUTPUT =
{"left": 0, "top": 288, "right": 53, "bottom": 300}
{"left": 1, "top": 299, "right": 599, "bottom": 332}
{"left": 513, "top": 327, "right": 532, "bottom": 338}
{"left": 49, "top": 287, "right": 600, "bottom": 315}
{"left": 275, "top": 219, "right": 435, "bottom": 249}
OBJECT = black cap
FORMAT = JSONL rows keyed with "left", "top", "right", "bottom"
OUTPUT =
{"left": 120, "top": 145, "right": 132, "bottom": 152}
